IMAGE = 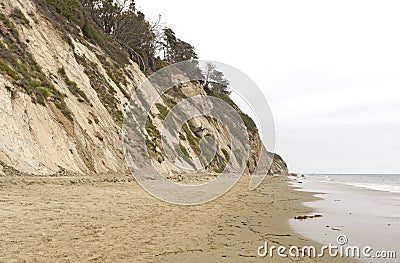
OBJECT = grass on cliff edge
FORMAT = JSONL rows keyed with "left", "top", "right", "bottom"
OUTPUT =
{"left": 44, "top": 0, "right": 83, "bottom": 24}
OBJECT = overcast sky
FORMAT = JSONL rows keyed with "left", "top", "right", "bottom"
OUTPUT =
{"left": 136, "top": 0, "right": 400, "bottom": 174}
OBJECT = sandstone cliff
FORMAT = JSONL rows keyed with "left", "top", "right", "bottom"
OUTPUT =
{"left": 0, "top": 0, "right": 288, "bottom": 177}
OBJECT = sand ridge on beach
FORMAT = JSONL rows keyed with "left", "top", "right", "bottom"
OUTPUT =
{"left": 0, "top": 175, "right": 358, "bottom": 262}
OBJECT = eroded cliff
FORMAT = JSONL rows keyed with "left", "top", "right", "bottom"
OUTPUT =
{"left": 0, "top": 0, "right": 288, "bottom": 177}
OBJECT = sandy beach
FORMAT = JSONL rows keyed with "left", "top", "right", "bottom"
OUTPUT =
{"left": 0, "top": 1, "right": 398, "bottom": 263}
{"left": 0, "top": 175, "right": 358, "bottom": 262}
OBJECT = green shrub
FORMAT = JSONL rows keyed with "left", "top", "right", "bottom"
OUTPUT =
{"left": 82, "top": 19, "right": 105, "bottom": 46}
{"left": 136, "top": 89, "right": 150, "bottom": 110}
{"left": 0, "top": 13, "right": 71, "bottom": 118}
{"left": 154, "top": 56, "right": 170, "bottom": 71}
{"left": 11, "top": 8, "right": 30, "bottom": 25}
{"left": 145, "top": 117, "right": 161, "bottom": 142}
{"left": 182, "top": 123, "right": 201, "bottom": 156}
{"left": 77, "top": 90, "right": 89, "bottom": 103}
{"left": 58, "top": 67, "right": 89, "bottom": 103}
{"left": 179, "top": 143, "right": 196, "bottom": 168}
{"left": 155, "top": 103, "right": 169, "bottom": 120}
{"left": 0, "top": 12, "right": 19, "bottom": 36}
{"left": 222, "top": 148, "right": 230, "bottom": 162}
{"left": 0, "top": 59, "right": 18, "bottom": 80}
{"left": 105, "top": 67, "right": 130, "bottom": 99}
{"left": 16, "top": 62, "right": 28, "bottom": 73}
{"left": 240, "top": 113, "right": 258, "bottom": 134}
{"left": 54, "top": 100, "right": 73, "bottom": 120}
{"left": 206, "top": 89, "right": 236, "bottom": 109}
{"left": 188, "top": 120, "right": 197, "bottom": 133}
{"left": 26, "top": 79, "right": 41, "bottom": 88}
{"left": 215, "top": 167, "right": 224, "bottom": 174}
{"left": 44, "top": 0, "right": 83, "bottom": 23}
{"left": 165, "top": 97, "right": 177, "bottom": 107}
{"left": 54, "top": 101, "right": 62, "bottom": 109}
{"left": 65, "top": 78, "right": 77, "bottom": 87}
{"left": 179, "top": 143, "right": 190, "bottom": 158}
{"left": 57, "top": 67, "right": 66, "bottom": 77}
{"left": 205, "top": 88, "right": 258, "bottom": 134}
{"left": 37, "top": 86, "right": 51, "bottom": 99}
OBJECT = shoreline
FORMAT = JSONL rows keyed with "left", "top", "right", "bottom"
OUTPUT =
{"left": 0, "top": 175, "right": 358, "bottom": 262}
{"left": 291, "top": 175, "right": 400, "bottom": 263}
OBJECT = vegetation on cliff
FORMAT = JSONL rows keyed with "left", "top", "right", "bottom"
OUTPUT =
{"left": 0, "top": 0, "right": 288, "bottom": 176}
{"left": 0, "top": 11, "right": 72, "bottom": 118}
{"left": 32, "top": 0, "right": 258, "bottom": 132}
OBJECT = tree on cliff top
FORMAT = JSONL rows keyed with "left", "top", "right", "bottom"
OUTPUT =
{"left": 40, "top": 0, "right": 228, "bottom": 90}
{"left": 161, "top": 28, "right": 198, "bottom": 63}
{"left": 80, "top": 0, "right": 197, "bottom": 72}
{"left": 204, "top": 62, "right": 231, "bottom": 95}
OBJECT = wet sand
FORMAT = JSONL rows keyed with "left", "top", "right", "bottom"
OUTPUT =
{"left": 0, "top": 175, "right": 358, "bottom": 262}
{"left": 291, "top": 176, "right": 400, "bottom": 263}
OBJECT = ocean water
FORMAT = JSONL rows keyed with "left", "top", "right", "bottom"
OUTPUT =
{"left": 312, "top": 174, "right": 400, "bottom": 194}
{"left": 290, "top": 174, "right": 400, "bottom": 262}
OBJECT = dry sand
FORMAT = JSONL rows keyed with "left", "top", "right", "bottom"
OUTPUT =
{"left": 0, "top": 175, "right": 358, "bottom": 262}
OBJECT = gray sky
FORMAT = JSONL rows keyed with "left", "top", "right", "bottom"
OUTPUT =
{"left": 136, "top": 0, "right": 400, "bottom": 174}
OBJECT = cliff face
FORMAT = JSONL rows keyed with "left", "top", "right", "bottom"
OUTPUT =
{"left": 0, "top": 0, "right": 288, "bottom": 176}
